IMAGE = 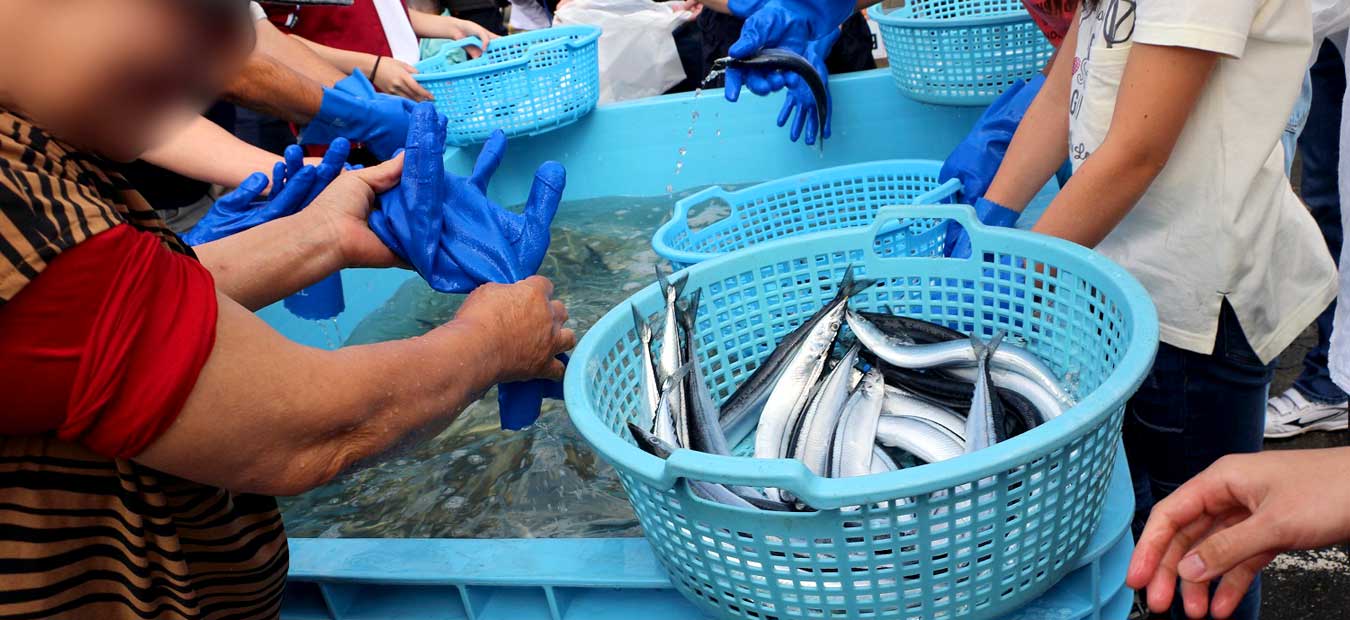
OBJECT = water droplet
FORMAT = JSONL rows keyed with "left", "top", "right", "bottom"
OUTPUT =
{"left": 678, "top": 147, "right": 687, "bottom": 157}
{"left": 665, "top": 184, "right": 674, "bottom": 194}
{"left": 715, "top": 129, "right": 722, "bottom": 137}
{"left": 691, "top": 111, "right": 701, "bottom": 121}
{"left": 687, "top": 128, "right": 695, "bottom": 138}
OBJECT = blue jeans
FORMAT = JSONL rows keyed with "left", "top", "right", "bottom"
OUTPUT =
{"left": 1124, "top": 303, "right": 1273, "bottom": 620}
{"left": 1293, "top": 41, "right": 1347, "bottom": 405}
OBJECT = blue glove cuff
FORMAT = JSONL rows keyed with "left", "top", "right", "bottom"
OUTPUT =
{"left": 974, "top": 196, "right": 1019, "bottom": 228}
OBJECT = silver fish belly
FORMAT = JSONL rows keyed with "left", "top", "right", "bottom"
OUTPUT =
{"left": 830, "top": 368, "right": 885, "bottom": 478}
{"left": 631, "top": 305, "right": 661, "bottom": 431}
{"left": 875, "top": 416, "right": 965, "bottom": 463}
{"left": 795, "top": 343, "right": 861, "bottom": 476}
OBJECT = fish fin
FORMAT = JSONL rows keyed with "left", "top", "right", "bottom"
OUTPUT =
{"left": 968, "top": 332, "right": 987, "bottom": 361}
{"left": 988, "top": 330, "right": 1006, "bottom": 354}
{"left": 672, "top": 273, "right": 689, "bottom": 299}
{"left": 655, "top": 266, "right": 673, "bottom": 298}
{"left": 676, "top": 288, "right": 703, "bottom": 333}
{"left": 835, "top": 265, "right": 879, "bottom": 302}
{"left": 630, "top": 304, "right": 652, "bottom": 342}
{"left": 659, "top": 362, "right": 693, "bottom": 394}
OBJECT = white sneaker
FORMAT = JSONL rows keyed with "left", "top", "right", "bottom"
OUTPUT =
{"left": 1265, "top": 388, "right": 1348, "bottom": 439}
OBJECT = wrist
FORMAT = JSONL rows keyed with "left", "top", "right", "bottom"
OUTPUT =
{"left": 426, "top": 317, "right": 509, "bottom": 390}
{"left": 294, "top": 206, "right": 354, "bottom": 271}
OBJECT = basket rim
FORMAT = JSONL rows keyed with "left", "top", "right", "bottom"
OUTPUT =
{"left": 868, "top": 2, "right": 1035, "bottom": 28}
{"left": 565, "top": 205, "right": 1160, "bottom": 509}
{"left": 414, "top": 25, "right": 600, "bottom": 83}
{"left": 651, "top": 159, "right": 949, "bottom": 266}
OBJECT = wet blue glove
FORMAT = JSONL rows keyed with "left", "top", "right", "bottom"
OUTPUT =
{"left": 939, "top": 74, "right": 1046, "bottom": 205}
{"left": 945, "top": 197, "right": 1019, "bottom": 259}
{"left": 724, "top": 0, "right": 853, "bottom": 100}
{"left": 776, "top": 29, "right": 838, "bottom": 145}
{"left": 181, "top": 140, "right": 351, "bottom": 246}
{"left": 370, "top": 102, "right": 568, "bottom": 430}
{"left": 301, "top": 70, "right": 415, "bottom": 160}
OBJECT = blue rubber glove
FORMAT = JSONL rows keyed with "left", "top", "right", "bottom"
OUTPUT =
{"left": 724, "top": 0, "right": 854, "bottom": 101}
{"left": 181, "top": 139, "right": 351, "bottom": 246}
{"left": 301, "top": 70, "right": 415, "bottom": 160}
{"left": 370, "top": 102, "right": 568, "bottom": 430}
{"left": 776, "top": 29, "right": 839, "bottom": 145}
{"left": 945, "top": 197, "right": 1020, "bottom": 259}
{"left": 939, "top": 74, "right": 1046, "bottom": 205}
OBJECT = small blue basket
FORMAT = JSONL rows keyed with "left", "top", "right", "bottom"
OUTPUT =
{"left": 653, "top": 160, "right": 963, "bottom": 271}
{"left": 567, "top": 205, "right": 1159, "bottom": 620}
{"left": 869, "top": 0, "right": 1054, "bottom": 106}
{"left": 415, "top": 26, "right": 601, "bottom": 146}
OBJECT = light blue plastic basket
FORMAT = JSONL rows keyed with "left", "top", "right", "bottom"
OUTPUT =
{"left": 566, "top": 205, "right": 1159, "bottom": 620}
{"left": 653, "top": 160, "right": 963, "bottom": 271}
{"left": 415, "top": 26, "right": 601, "bottom": 146}
{"left": 869, "top": 0, "right": 1054, "bottom": 106}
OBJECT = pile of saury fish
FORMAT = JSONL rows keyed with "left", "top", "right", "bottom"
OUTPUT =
{"left": 627, "top": 267, "right": 1077, "bottom": 511}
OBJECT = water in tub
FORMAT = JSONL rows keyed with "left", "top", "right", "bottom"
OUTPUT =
{"left": 278, "top": 189, "right": 739, "bottom": 539}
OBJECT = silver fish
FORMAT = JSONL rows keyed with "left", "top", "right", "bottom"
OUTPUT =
{"left": 794, "top": 343, "right": 861, "bottom": 476}
{"left": 655, "top": 269, "right": 690, "bottom": 447}
{"left": 946, "top": 365, "right": 1066, "bottom": 420}
{"left": 875, "top": 416, "right": 965, "bottom": 463}
{"left": 871, "top": 445, "right": 899, "bottom": 474}
{"left": 653, "top": 365, "right": 690, "bottom": 448}
{"left": 755, "top": 300, "right": 844, "bottom": 463}
{"left": 965, "top": 332, "right": 1005, "bottom": 453}
{"left": 882, "top": 386, "right": 968, "bottom": 442}
{"left": 626, "top": 422, "right": 781, "bottom": 510}
{"left": 677, "top": 289, "right": 732, "bottom": 456}
{"left": 631, "top": 304, "right": 660, "bottom": 431}
{"left": 846, "top": 310, "right": 1074, "bottom": 407}
{"left": 829, "top": 368, "right": 885, "bottom": 478}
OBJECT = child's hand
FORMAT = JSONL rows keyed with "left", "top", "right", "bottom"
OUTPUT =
{"left": 372, "top": 57, "right": 434, "bottom": 102}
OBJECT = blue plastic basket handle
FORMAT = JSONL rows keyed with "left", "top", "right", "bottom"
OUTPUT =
{"left": 909, "top": 177, "right": 963, "bottom": 205}
{"left": 673, "top": 186, "right": 736, "bottom": 228}
{"left": 868, "top": 203, "right": 977, "bottom": 258}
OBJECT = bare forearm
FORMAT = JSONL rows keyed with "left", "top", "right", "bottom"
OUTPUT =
{"left": 255, "top": 18, "right": 347, "bottom": 87}
{"left": 224, "top": 52, "right": 325, "bottom": 124}
{"left": 141, "top": 116, "right": 283, "bottom": 188}
{"left": 136, "top": 298, "right": 503, "bottom": 496}
{"left": 983, "top": 19, "right": 1076, "bottom": 211}
{"left": 1029, "top": 145, "right": 1157, "bottom": 247}
{"left": 192, "top": 208, "right": 345, "bottom": 310}
{"left": 295, "top": 36, "right": 379, "bottom": 76}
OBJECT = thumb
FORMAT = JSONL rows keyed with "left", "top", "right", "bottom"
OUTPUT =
{"left": 729, "top": 11, "right": 777, "bottom": 59}
{"left": 1178, "top": 513, "right": 1283, "bottom": 583}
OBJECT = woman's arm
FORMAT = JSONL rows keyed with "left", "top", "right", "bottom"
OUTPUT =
{"left": 1026, "top": 43, "right": 1218, "bottom": 247}
{"left": 140, "top": 116, "right": 287, "bottom": 189}
{"left": 981, "top": 15, "right": 1080, "bottom": 212}
{"left": 134, "top": 274, "right": 574, "bottom": 496}
{"left": 191, "top": 157, "right": 403, "bottom": 310}
{"left": 293, "top": 36, "right": 434, "bottom": 101}
{"left": 407, "top": 10, "right": 499, "bottom": 57}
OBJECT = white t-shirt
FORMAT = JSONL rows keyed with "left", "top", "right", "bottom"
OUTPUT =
{"left": 250, "top": 1, "right": 267, "bottom": 22}
{"left": 371, "top": 0, "right": 422, "bottom": 64}
{"left": 1068, "top": 0, "right": 1337, "bottom": 363}
{"left": 509, "top": 0, "right": 553, "bottom": 31}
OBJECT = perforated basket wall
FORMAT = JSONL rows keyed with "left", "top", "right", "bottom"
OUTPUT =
{"left": 415, "top": 26, "right": 600, "bottom": 146}
{"left": 870, "top": 0, "right": 1055, "bottom": 106}
{"left": 653, "top": 161, "right": 962, "bottom": 271}
{"left": 566, "top": 206, "right": 1158, "bottom": 620}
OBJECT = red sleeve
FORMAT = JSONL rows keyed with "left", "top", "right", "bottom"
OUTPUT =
{"left": 0, "top": 224, "right": 218, "bottom": 459}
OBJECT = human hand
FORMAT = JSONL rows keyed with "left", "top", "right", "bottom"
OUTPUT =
{"left": 370, "top": 103, "right": 567, "bottom": 293}
{"left": 1127, "top": 448, "right": 1350, "bottom": 619}
{"left": 302, "top": 70, "right": 416, "bottom": 160}
{"left": 452, "top": 276, "right": 576, "bottom": 383}
{"left": 304, "top": 152, "right": 405, "bottom": 269}
{"left": 723, "top": 0, "right": 852, "bottom": 99}
{"left": 444, "top": 16, "right": 499, "bottom": 58}
{"left": 775, "top": 29, "right": 838, "bottom": 145}
{"left": 371, "top": 57, "right": 435, "bottom": 102}
{"left": 183, "top": 140, "right": 350, "bottom": 246}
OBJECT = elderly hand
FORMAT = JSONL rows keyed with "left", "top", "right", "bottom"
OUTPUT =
{"left": 303, "top": 152, "right": 405, "bottom": 269}
{"left": 1127, "top": 448, "right": 1350, "bottom": 619}
{"left": 371, "top": 57, "right": 434, "bottom": 102}
{"left": 451, "top": 276, "right": 576, "bottom": 383}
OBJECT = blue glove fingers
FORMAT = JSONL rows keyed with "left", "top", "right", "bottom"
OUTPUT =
{"left": 945, "top": 225, "right": 973, "bottom": 259}
{"left": 262, "top": 166, "right": 319, "bottom": 220}
{"left": 515, "top": 161, "right": 567, "bottom": 278}
{"left": 219, "top": 172, "right": 270, "bottom": 211}
{"left": 269, "top": 160, "right": 289, "bottom": 199}
{"left": 776, "top": 97, "right": 794, "bottom": 128}
{"left": 306, "top": 138, "right": 352, "bottom": 204}
{"left": 284, "top": 144, "right": 305, "bottom": 177}
{"left": 724, "top": 67, "right": 747, "bottom": 102}
{"left": 469, "top": 130, "right": 508, "bottom": 194}
{"left": 745, "top": 70, "right": 776, "bottom": 96}
{"left": 338, "top": 69, "right": 379, "bottom": 99}
{"left": 402, "top": 104, "right": 450, "bottom": 271}
{"left": 802, "top": 101, "right": 819, "bottom": 145}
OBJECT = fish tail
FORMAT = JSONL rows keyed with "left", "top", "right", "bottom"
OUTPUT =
{"left": 987, "top": 330, "right": 1006, "bottom": 355}
{"left": 836, "top": 265, "right": 880, "bottom": 302}
{"left": 969, "top": 332, "right": 988, "bottom": 362}
{"left": 656, "top": 267, "right": 689, "bottom": 300}
{"left": 630, "top": 304, "right": 652, "bottom": 342}
{"left": 677, "top": 288, "right": 703, "bottom": 333}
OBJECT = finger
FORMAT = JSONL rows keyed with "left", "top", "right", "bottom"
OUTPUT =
{"left": 470, "top": 130, "right": 508, "bottom": 193}
{"left": 349, "top": 152, "right": 405, "bottom": 193}
{"left": 284, "top": 144, "right": 305, "bottom": 178}
{"left": 318, "top": 138, "right": 351, "bottom": 181}
{"left": 767, "top": 71, "right": 786, "bottom": 93}
{"left": 1130, "top": 473, "right": 1238, "bottom": 587}
{"left": 1146, "top": 515, "right": 1217, "bottom": 613}
{"left": 521, "top": 275, "right": 555, "bottom": 299}
{"left": 409, "top": 78, "right": 434, "bottom": 102}
{"left": 403, "top": 103, "right": 448, "bottom": 210}
{"left": 467, "top": 44, "right": 483, "bottom": 59}
{"left": 1179, "top": 578, "right": 1210, "bottom": 619}
{"left": 776, "top": 98, "right": 794, "bottom": 128}
{"left": 789, "top": 100, "right": 807, "bottom": 143}
{"left": 550, "top": 299, "right": 569, "bottom": 324}
{"left": 1179, "top": 513, "right": 1283, "bottom": 583}
{"left": 724, "top": 67, "right": 746, "bottom": 102}
{"left": 269, "top": 160, "right": 288, "bottom": 198}
{"left": 729, "top": 12, "right": 777, "bottom": 59}
{"left": 803, "top": 103, "right": 819, "bottom": 146}
{"left": 220, "top": 172, "right": 270, "bottom": 208}
{"left": 557, "top": 327, "right": 578, "bottom": 353}
{"left": 1208, "top": 553, "right": 1273, "bottom": 619}
{"left": 542, "top": 359, "right": 567, "bottom": 382}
